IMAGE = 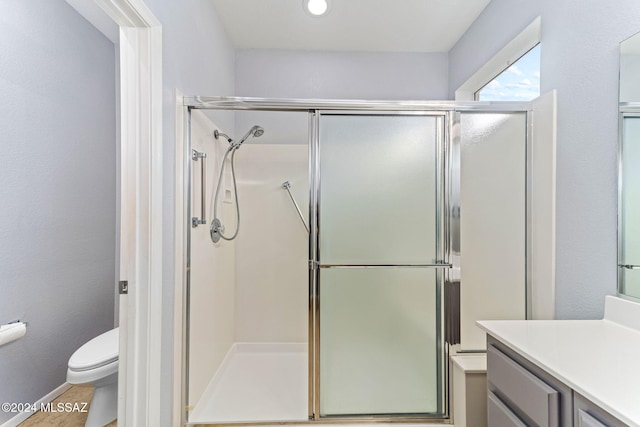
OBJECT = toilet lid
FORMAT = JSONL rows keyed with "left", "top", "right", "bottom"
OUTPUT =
{"left": 68, "top": 327, "right": 119, "bottom": 371}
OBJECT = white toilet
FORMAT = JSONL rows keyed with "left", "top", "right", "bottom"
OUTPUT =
{"left": 67, "top": 327, "right": 119, "bottom": 427}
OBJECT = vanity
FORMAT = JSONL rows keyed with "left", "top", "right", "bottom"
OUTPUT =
{"left": 478, "top": 296, "right": 640, "bottom": 427}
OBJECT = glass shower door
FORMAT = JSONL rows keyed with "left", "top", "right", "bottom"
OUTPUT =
{"left": 315, "top": 113, "right": 447, "bottom": 418}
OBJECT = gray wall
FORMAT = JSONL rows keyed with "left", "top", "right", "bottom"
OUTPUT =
{"left": 0, "top": 0, "right": 116, "bottom": 422}
{"left": 236, "top": 49, "right": 449, "bottom": 99}
{"left": 449, "top": 0, "right": 640, "bottom": 319}
{"left": 141, "top": 0, "right": 236, "bottom": 424}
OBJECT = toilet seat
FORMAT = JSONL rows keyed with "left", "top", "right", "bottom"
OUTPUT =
{"left": 67, "top": 359, "right": 118, "bottom": 384}
{"left": 68, "top": 327, "right": 119, "bottom": 372}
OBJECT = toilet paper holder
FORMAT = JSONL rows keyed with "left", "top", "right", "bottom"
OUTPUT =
{"left": 1, "top": 320, "right": 29, "bottom": 348}
{"left": 6, "top": 320, "right": 28, "bottom": 327}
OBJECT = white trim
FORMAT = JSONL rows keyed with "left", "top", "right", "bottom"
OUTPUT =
{"left": 174, "top": 89, "right": 187, "bottom": 427}
{"left": 94, "top": 0, "right": 161, "bottom": 27}
{"left": 0, "top": 383, "right": 72, "bottom": 427}
{"left": 455, "top": 17, "right": 541, "bottom": 101}
{"left": 91, "top": 1, "right": 164, "bottom": 426}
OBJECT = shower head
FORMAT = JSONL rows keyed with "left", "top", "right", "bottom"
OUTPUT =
{"left": 252, "top": 126, "right": 265, "bottom": 138}
{"left": 236, "top": 125, "right": 264, "bottom": 146}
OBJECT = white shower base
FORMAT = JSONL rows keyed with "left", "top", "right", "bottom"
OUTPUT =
{"left": 189, "top": 342, "right": 309, "bottom": 424}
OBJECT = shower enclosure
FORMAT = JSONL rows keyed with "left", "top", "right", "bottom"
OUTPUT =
{"left": 180, "top": 98, "right": 533, "bottom": 426}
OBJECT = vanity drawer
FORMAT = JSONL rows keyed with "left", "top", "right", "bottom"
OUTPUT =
{"left": 488, "top": 391, "right": 527, "bottom": 427}
{"left": 487, "top": 343, "right": 560, "bottom": 427}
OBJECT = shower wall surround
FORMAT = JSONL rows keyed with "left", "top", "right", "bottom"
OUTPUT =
{"left": 234, "top": 144, "right": 309, "bottom": 343}
{"left": 188, "top": 110, "right": 237, "bottom": 408}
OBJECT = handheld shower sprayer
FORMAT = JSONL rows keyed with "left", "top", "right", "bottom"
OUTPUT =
{"left": 210, "top": 125, "right": 264, "bottom": 243}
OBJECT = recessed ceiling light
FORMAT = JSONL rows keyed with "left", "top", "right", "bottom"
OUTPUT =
{"left": 304, "top": 0, "right": 329, "bottom": 16}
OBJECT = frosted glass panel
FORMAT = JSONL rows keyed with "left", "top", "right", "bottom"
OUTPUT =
{"left": 319, "top": 115, "right": 439, "bottom": 265}
{"left": 622, "top": 117, "right": 640, "bottom": 264}
{"left": 459, "top": 112, "right": 527, "bottom": 350}
{"left": 621, "top": 269, "right": 640, "bottom": 300}
{"left": 621, "top": 117, "right": 640, "bottom": 299}
{"left": 319, "top": 268, "right": 440, "bottom": 416}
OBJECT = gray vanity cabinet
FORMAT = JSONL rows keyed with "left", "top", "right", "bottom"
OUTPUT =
{"left": 487, "top": 337, "right": 573, "bottom": 426}
{"left": 486, "top": 336, "right": 629, "bottom": 427}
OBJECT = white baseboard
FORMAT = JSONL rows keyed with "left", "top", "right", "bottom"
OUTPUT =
{"left": 0, "top": 383, "right": 72, "bottom": 427}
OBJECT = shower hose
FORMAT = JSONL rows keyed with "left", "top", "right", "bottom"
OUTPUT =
{"left": 210, "top": 145, "right": 241, "bottom": 242}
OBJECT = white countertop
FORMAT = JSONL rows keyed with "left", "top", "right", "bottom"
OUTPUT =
{"left": 477, "top": 296, "right": 640, "bottom": 426}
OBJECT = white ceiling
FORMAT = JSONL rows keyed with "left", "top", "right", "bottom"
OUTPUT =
{"left": 211, "top": 0, "right": 492, "bottom": 52}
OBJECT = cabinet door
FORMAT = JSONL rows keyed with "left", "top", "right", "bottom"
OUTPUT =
{"left": 577, "top": 410, "right": 609, "bottom": 427}
{"left": 574, "top": 393, "right": 628, "bottom": 427}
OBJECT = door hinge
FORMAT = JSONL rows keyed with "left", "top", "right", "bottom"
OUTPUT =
{"left": 119, "top": 280, "right": 129, "bottom": 295}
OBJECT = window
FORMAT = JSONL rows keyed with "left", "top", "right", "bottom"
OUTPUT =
{"left": 476, "top": 44, "right": 541, "bottom": 101}
{"left": 455, "top": 17, "right": 541, "bottom": 101}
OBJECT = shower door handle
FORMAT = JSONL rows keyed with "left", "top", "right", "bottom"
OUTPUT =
{"left": 619, "top": 264, "right": 640, "bottom": 270}
{"left": 192, "top": 149, "right": 207, "bottom": 227}
{"left": 317, "top": 263, "right": 453, "bottom": 268}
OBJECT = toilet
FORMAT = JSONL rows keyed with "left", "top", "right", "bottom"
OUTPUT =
{"left": 67, "top": 327, "right": 119, "bottom": 427}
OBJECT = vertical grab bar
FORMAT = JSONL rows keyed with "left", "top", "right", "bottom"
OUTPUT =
{"left": 192, "top": 149, "right": 207, "bottom": 227}
{"left": 282, "top": 181, "right": 310, "bottom": 233}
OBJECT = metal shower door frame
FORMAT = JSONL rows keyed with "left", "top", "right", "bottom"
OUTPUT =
{"left": 308, "top": 110, "right": 451, "bottom": 421}
{"left": 618, "top": 108, "right": 640, "bottom": 300}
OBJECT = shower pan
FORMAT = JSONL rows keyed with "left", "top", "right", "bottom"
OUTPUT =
{"left": 181, "top": 98, "right": 534, "bottom": 426}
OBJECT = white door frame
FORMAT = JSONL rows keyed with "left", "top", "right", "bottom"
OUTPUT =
{"left": 89, "top": 0, "right": 164, "bottom": 425}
